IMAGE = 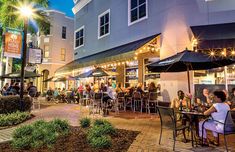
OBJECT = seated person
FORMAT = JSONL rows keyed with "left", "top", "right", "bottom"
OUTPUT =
{"left": 227, "top": 88, "right": 235, "bottom": 109}
{"left": 116, "top": 82, "right": 124, "bottom": 93}
{"left": 171, "top": 90, "right": 189, "bottom": 110}
{"left": 199, "top": 91, "right": 231, "bottom": 146}
{"left": 196, "top": 88, "right": 212, "bottom": 106}
{"left": 27, "top": 82, "right": 37, "bottom": 97}
{"left": 148, "top": 82, "right": 157, "bottom": 92}
{"left": 46, "top": 87, "right": 54, "bottom": 101}
{"left": 136, "top": 83, "right": 144, "bottom": 94}
{"left": 53, "top": 88, "right": 60, "bottom": 100}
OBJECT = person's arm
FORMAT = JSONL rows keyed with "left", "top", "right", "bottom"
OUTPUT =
{"left": 203, "top": 105, "right": 216, "bottom": 116}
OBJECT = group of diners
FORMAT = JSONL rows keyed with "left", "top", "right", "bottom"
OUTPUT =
{"left": 169, "top": 88, "right": 235, "bottom": 147}
{"left": 0, "top": 82, "right": 38, "bottom": 97}
{"left": 45, "top": 81, "right": 161, "bottom": 111}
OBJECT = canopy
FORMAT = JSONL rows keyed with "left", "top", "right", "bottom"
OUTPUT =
{"left": 75, "top": 67, "right": 118, "bottom": 78}
{"left": 148, "top": 49, "right": 235, "bottom": 93}
{"left": 43, "top": 75, "right": 76, "bottom": 82}
{"left": 0, "top": 71, "right": 41, "bottom": 79}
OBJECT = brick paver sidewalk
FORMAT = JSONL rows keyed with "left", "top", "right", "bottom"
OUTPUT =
{"left": 0, "top": 103, "right": 234, "bottom": 152}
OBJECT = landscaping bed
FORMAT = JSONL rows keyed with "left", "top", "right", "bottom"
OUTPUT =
{"left": 0, "top": 126, "right": 139, "bottom": 152}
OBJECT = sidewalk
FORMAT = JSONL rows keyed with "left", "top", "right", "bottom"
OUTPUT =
{"left": 0, "top": 103, "right": 234, "bottom": 152}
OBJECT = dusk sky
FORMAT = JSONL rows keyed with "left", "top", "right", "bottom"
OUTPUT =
{"left": 50, "top": 0, "right": 74, "bottom": 17}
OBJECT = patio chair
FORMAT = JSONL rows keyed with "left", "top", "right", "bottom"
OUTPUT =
{"left": 133, "top": 91, "right": 143, "bottom": 113}
{"left": 202, "top": 110, "right": 235, "bottom": 152}
{"left": 125, "top": 93, "right": 133, "bottom": 111}
{"left": 157, "top": 106, "right": 189, "bottom": 151}
{"left": 117, "top": 92, "right": 126, "bottom": 111}
{"left": 90, "top": 92, "right": 103, "bottom": 115}
{"left": 146, "top": 92, "right": 158, "bottom": 114}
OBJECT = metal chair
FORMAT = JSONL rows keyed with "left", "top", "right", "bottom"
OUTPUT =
{"left": 125, "top": 93, "right": 133, "bottom": 111}
{"left": 31, "top": 92, "right": 41, "bottom": 110}
{"left": 157, "top": 106, "right": 189, "bottom": 151}
{"left": 202, "top": 110, "right": 235, "bottom": 152}
{"left": 117, "top": 92, "right": 126, "bottom": 111}
{"left": 146, "top": 92, "right": 158, "bottom": 114}
{"left": 90, "top": 92, "right": 103, "bottom": 115}
{"left": 133, "top": 91, "right": 143, "bottom": 113}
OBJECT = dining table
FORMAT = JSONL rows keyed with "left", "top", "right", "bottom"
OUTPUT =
{"left": 177, "top": 110, "right": 206, "bottom": 147}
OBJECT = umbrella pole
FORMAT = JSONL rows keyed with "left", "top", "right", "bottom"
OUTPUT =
{"left": 187, "top": 65, "right": 191, "bottom": 93}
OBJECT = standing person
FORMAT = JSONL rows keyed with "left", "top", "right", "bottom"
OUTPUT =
{"left": 199, "top": 91, "right": 231, "bottom": 146}
{"left": 27, "top": 82, "right": 37, "bottom": 97}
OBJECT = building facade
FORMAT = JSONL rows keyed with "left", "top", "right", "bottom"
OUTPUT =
{"left": 57, "top": 0, "right": 235, "bottom": 101}
{"left": 38, "top": 10, "right": 74, "bottom": 92}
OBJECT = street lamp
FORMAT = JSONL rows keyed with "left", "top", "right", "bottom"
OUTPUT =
{"left": 18, "top": 5, "right": 33, "bottom": 110}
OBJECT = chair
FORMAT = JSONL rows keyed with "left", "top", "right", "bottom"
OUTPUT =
{"left": 147, "top": 92, "right": 158, "bottom": 114}
{"left": 90, "top": 92, "right": 103, "bottom": 115}
{"left": 125, "top": 93, "right": 133, "bottom": 111}
{"left": 157, "top": 106, "right": 189, "bottom": 151}
{"left": 202, "top": 110, "right": 235, "bottom": 152}
{"left": 116, "top": 92, "right": 126, "bottom": 111}
{"left": 133, "top": 91, "right": 143, "bottom": 113}
{"left": 31, "top": 92, "right": 41, "bottom": 110}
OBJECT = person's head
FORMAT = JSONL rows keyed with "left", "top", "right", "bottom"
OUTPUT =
{"left": 203, "top": 88, "right": 209, "bottom": 96}
{"left": 15, "top": 82, "right": 19, "bottom": 86}
{"left": 5, "top": 83, "right": 9, "bottom": 87}
{"left": 213, "top": 91, "right": 226, "bottom": 103}
{"left": 137, "top": 83, "right": 143, "bottom": 88}
{"left": 149, "top": 82, "right": 156, "bottom": 88}
{"left": 177, "top": 90, "right": 184, "bottom": 100}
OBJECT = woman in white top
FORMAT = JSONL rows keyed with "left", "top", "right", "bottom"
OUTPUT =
{"left": 199, "top": 91, "right": 230, "bottom": 146}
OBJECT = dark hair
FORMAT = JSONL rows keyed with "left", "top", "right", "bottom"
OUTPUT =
{"left": 214, "top": 91, "right": 226, "bottom": 102}
{"left": 177, "top": 90, "right": 184, "bottom": 100}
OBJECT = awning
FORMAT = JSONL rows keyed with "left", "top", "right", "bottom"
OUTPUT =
{"left": 191, "top": 22, "right": 235, "bottom": 49}
{"left": 56, "top": 33, "right": 160, "bottom": 75}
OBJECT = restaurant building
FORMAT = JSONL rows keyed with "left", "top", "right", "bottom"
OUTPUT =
{"left": 56, "top": 0, "right": 235, "bottom": 101}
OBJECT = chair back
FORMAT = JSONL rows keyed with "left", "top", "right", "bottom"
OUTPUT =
{"left": 224, "top": 110, "right": 235, "bottom": 133}
{"left": 117, "top": 92, "right": 125, "bottom": 98}
{"left": 93, "top": 92, "right": 103, "bottom": 100}
{"left": 157, "top": 106, "right": 176, "bottom": 129}
{"left": 149, "top": 92, "right": 158, "bottom": 101}
{"left": 133, "top": 91, "right": 141, "bottom": 100}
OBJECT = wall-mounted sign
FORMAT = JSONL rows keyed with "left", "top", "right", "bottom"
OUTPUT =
{"left": 28, "top": 48, "right": 42, "bottom": 64}
{"left": 4, "top": 29, "right": 23, "bottom": 58}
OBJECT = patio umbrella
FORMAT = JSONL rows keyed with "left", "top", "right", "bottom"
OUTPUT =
{"left": 147, "top": 49, "right": 235, "bottom": 93}
{"left": 0, "top": 71, "right": 41, "bottom": 79}
{"left": 75, "top": 67, "right": 118, "bottom": 78}
{"left": 43, "top": 77, "right": 54, "bottom": 82}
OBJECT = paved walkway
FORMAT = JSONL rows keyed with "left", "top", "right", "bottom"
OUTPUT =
{"left": 0, "top": 102, "right": 235, "bottom": 152}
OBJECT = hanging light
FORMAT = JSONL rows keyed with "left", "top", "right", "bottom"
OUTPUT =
{"left": 210, "top": 51, "right": 215, "bottom": 56}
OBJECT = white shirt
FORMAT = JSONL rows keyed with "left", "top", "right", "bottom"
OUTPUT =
{"left": 212, "top": 103, "right": 230, "bottom": 130}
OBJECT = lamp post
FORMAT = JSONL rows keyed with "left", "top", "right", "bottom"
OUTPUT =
{"left": 19, "top": 6, "right": 33, "bottom": 110}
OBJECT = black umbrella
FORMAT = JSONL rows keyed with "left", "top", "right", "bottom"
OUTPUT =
{"left": 75, "top": 67, "right": 118, "bottom": 78}
{"left": 148, "top": 49, "right": 235, "bottom": 93}
{"left": 0, "top": 71, "right": 41, "bottom": 79}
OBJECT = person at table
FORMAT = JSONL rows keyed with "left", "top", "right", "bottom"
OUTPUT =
{"left": 1, "top": 83, "right": 9, "bottom": 96}
{"left": 171, "top": 90, "right": 186, "bottom": 110}
{"left": 199, "top": 91, "right": 231, "bottom": 146}
{"left": 196, "top": 88, "right": 212, "bottom": 106}
{"left": 101, "top": 83, "right": 115, "bottom": 103}
{"left": 148, "top": 82, "right": 157, "bottom": 92}
{"left": 136, "top": 83, "right": 144, "bottom": 94}
{"left": 116, "top": 82, "right": 124, "bottom": 93}
{"left": 46, "top": 87, "right": 54, "bottom": 101}
{"left": 84, "top": 84, "right": 93, "bottom": 98}
{"left": 227, "top": 88, "right": 235, "bottom": 109}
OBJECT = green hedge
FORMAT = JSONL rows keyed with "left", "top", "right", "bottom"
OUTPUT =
{"left": 12, "top": 119, "right": 69, "bottom": 150}
{"left": 79, "top": 117, "right": 91, "bottom": 128}
{"left": 0, "top": 111, "right": 31, "bottom": 127}
{"left": 0, "top": 96, "right": 32, "bottom": 114}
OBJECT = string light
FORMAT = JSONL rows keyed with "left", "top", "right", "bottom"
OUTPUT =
{"left": 210, "top": 51, "right": 215, "bottom": 56}
{"left": 232, "top": 51, "right": 235, "bottom": 55}
{"left": 134, "top": 56, "right": 137, "bottom": 60}
{"left": 139, "top": 49, "right": 143, "bottom": 53}
{"left": 135, "top": 52, "right": 138, "bottom": 55}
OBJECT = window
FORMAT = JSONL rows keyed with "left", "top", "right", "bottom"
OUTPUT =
{"left": 62, "top": 26, "right": 66, "bottom": 39}
{"left": 75, "top": 26, "right": 84, "bottom": 48}
{"left": 128, "top": 0, "right": 148, "bottom": 26}
{"left": 98, "top": 9, "right": 110, "bottom": 39}
{"left": 61, "top": 48, "right": 66, "bottom": 61}
{"left": 44, "top": 45, "right": 49, "bottom": 58}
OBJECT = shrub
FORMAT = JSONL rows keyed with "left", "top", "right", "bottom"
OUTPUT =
{"left": 11, "top": 119, "right": 70, "bottom": 150}
{"left": 0, "top": 111, "right": 31, "bottom": 127}
{"left": 89, "top": 135, "right": 111, "bottom": 148}
{"left": 80, "top": 117, "right": 91, "bottom": 128}
{"left": 93, "top": 119, "right": 111, "bottom": 126}
{"left": 0, "top": 96, "right": 32, "bottom": 114}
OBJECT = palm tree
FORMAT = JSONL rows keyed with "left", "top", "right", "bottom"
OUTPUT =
{"left": 0, "top": 0, "right": 50, "bottom": 72}
{"left": 0, "top": 0, "right": 50, "bottom": 33}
